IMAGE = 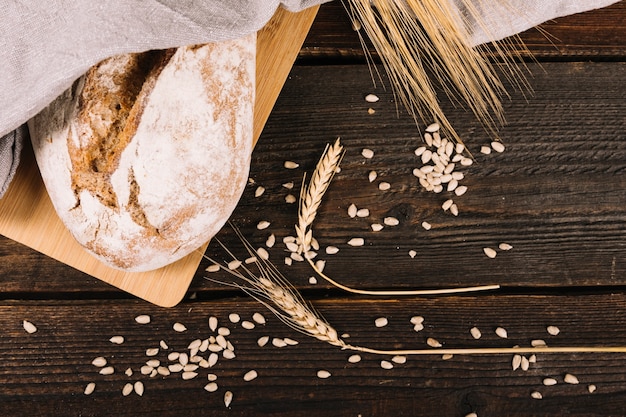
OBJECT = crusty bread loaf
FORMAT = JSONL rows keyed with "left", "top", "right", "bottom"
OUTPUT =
{"left": 27, "top": 34, "right": 256, "bottom": 272}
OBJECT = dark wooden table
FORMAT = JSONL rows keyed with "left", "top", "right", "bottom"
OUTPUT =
{"left": 3, "top": 2, "right": 626, "bottom": 416}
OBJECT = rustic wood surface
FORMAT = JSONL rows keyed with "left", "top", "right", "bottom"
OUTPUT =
{"left": 2, "top": 2, "right": 626, "bottom": 416}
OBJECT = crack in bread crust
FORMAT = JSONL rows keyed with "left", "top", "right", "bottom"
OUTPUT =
{"left": 68, "top": 49, "right": 175, "bottom": 212}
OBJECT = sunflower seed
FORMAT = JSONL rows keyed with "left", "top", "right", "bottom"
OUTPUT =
{"left": 356, "top": 208, "right": 370, "bottom": 217}
{"left": 365, "top": 94, "right": 379, "bottom": 103}
{"left": 425, "top": 123, "right": 440, "bottom": 133}
{"left": 92, "top": 357, "right": 107, "bottom": 367}
{"left": 257, "top": 247, "right": 270, "bottom": 260}
{"left": 209, "top": 316, "right": 218, "bottom": 331}
{"left": 348, "top": 354, "right": 362, "bottom": 363}
{"left": 285, "top": 194, "right": 297, "bottom": 204}
{"left": 255, "top": 186, "right": 265, "bottom": 197}
{"left": 109, "top": 335, "right": 124, "bottom": 344}
{"left": 547, "top": 326, "right": 560, "bottom": 336}
{"left": 284, "top": 161, "right": 299, "bottom": 169}
{"left": 383, "top": 217, "right": 399, "bottom": 226}
{"left": 460, "top": 157, "right": 473, "bottom": 166}
{"left": 317, "top": 370, "right": 332, "bottom": 379}
{"left": 375, "top": 317, "right": 388, "bottom": 327}
{"left": 531, "top": 391, "right": 543, "bottom": 400}
{"left": 122, "top": 383, "right": 133, "bottom": 396}
{"left": 315, "top": 260, "right": 326, "bottom": 272}
{"left": 380, "top": 360, "right": 394, "bottom": 370}
{"left": 512, "top": 354, "right": 522, "bottom": 371}
{"left": 146, "top": 348, "right": 159, "bottom": 356}
{"left": 564, "top": 374, "right": 579, "bottom": 384}
{"left": 491, "top": 141, "right": 505, "bottom": 153}
{"left": 224, "top": 391, "right": 234, "bottom": 407}
{"left": 521, "top": 356, "right": 530, "bottom": 371}
{"left": 480, "top": 146, "right": 492, "bottom": 155}
{"left": 125, "top": 368, "right": 133, "bottom": 377}
{"left": 531, "top": 339, "right": 547, "bottom": 347}
{"left": 257, "top": 220, "right": 271, "bottom": 230}
{"left": 442, "top": 199, "right": 454, "bottom": 211}
{"left": 252, "top": 313, "right": 266, "bottom": 325}
{"left": 204, "top": 382, "right": 219, "bottom": 392}
{"left": 495, "top": 327, "right": 508, "bottom": 338}
{"left": 483, "top": 247, "right": 497, "bottom": 258}
{"left": 22, "top": 320, "right": 37, "bottom": 334}
{"left": 392, "top": 355, "right": 407, "bottom": 364}
{"left": 241, "top": 320, "right": 255, "bottom": 330}
{"left": 134, "top": 381, "right": 144, "bottom": 396}
{"left": 348, "top": 204, "right": 358, "bottom": 218}
{"left": 206, "top": 264, "right": 220, "bottom": 273}
{"left": 362, "top": 148, "right": 374, "bottom": 159}
{"left": 447, "top": 179, "right": 459, "bottom": 192}
{"left": 543, "top": 378, "right": 557, "bottom": 386}
{"left": 99, "top": 366, "right": 114, "bottom": 375}
{"left": 427, "top": 338, "right": 442, "bottom": 348}
{"left": 325, "top": 246, "right": 340, "bottom": 255}
{"left": 409, "top": 250, "right": 417, "bottom": 258}
{"left": 135, "top": 315, "right": 151, "bottom": 324}
{"left": 450, "top": 204, "right": 459, "bottom": 216}
{"left": 84, "top": 382, "right": 96, "bottom": 395}
{"left": 168, "top": 364, "right": 184, "bottom": 373}
{"left": 413, "top": 323, "right": 424, "bottom": 332}
{"left": 421, "top": 221, "right": 432, "bottom": 230}
{"left": 588, "top": 384, "right": 597, "bottom": 393}
{"left": 272, "top": 338, "right": 288, "bottom": 348}
{"left": 173, "top": 322, "right": 187, "bottom": 332}
{"left": 243, "top": 370, "right": 258, "bottom": 382}
{"left": 368, "top": 171, "right": 378, "bottom": 183}
{"left": 378, "top": 182, "right": 391, "bottom": 191}
{"left": 367, "top": 108, "right": 375, "bottom": 114}
{"left": 470, "top": 327, "right": 482, "bottom": 339}
{"left": 371, "top": 223, "right": 384, "bottom": 232}
{"left": 348, "top": 238, "right": 365, "bottom": 246}
{"left": 308, "top": 276, "right": 318, "bottom": 284}
{"left": 454, "top": 186, "right": 468, "bottom": 196}
{"left": 227, "top": 260, "right": 242, "bottom": 270}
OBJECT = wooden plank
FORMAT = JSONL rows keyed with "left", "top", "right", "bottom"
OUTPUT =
{"left": 3, "top": 295, "right": 626, "bottom": 415}
{"left": 301, "top": 1, "right": 626, "bottom": 61}
{"left": 0, "top": 6, "right": 319, "bottom": 307}
{"left": 2, "top": 60, "right": 626, "bottom": 295}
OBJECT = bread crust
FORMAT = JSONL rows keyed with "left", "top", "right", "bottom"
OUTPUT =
{"left": 28, "top": 34, "right": 256, "bottom": 272}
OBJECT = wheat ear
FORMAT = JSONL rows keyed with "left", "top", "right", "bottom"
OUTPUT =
{"left": 296, "top": 141, "right": 500, "bottom": 296}
{"left": 205, "top": 230, "right": 626, "bottom": 357}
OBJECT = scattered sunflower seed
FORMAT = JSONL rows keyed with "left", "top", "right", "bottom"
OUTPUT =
{"left": 409, "top": 250, "right": 417, "bottom": 258}
{"left": 254, "top": 186, "right": 265, "bottom": 197}
{"left": 99, "top": 366, "right": 114, "bottom": 375}
{"left": 480, "top": 146, "right": 491, "bottom": 155}
{"left": 498, "top": 242, "right": 513, "bottom": 251}
{"left": 356, "top": 208, "right": 370, "bottom": 217}
{"left": 365, "top": 94, "right": 379, "bottom": 103}
{"left": 421, "top": 221, "right": 432, "bottom": 230}
{"left": 531, "top": 391, "right": 543, "bottom": 400}
{"left": 91, "top": 357, "right": 107, "bottom": 367}
{"left": 362, "top": 148, "right": 374, "bottom": 159}
{"left": 317, "top": 370, "right": 332, "bottom": 379}
{"left": 23, "top": 320, "right": 37, "bottom": 334}
{"left": 146, "top": 348, "right": 159, "bottom": 356}
{"left": 257, "top": 220, "right": 271, "bottom": 230}
{"left": 454, "top": 185, "right": 468, "bottom": 196}
{"left": 491, "top": 141, "right": 505, "bottom": 153}
{"left": 285, "top": 194, "right": 297, "bottom": 204}
{"left": 547, "top": 326, "right": 560, "bottom": 336}
{"left": 243, "top": 370, "right": 258, "bottom": 382}
{"left": 375, "top": 317, "right": 388, "bottom": 328}
{"left": 109, "top": 335, "right": 124, "bottom": 344}
{"left": 588, "top": 384, "right": 597, "bottom": 393}
{"left": 348, "top": 354, "right": 362, "bottom": 363}
{"left": 392, "top": 355, "right": 407, "bottom": 364}
{"left": 173, "top": 322, "right": 187, "bottom": 332}
{"left": 206, "top": 264, "right": 220, "bottom": 273}
{"left": 204, "top": 382, "right": 219, "bottom": 393}
{"left": 284, "top": 161, "right": 299, "bottom": 169}
{"left": 135, "top": 315, "right": 151, "bottom": 324}
{"left": 543, "top": 378, "right": 558, "bottom": 386}
{"left": 380, "top": 360, "right": 394, "bottom": 370}
{"left": 427, "top": 338, "right": 442, "bottom": 348}
{"left": 531, "top": 339, "right": 547, "bottom": 347}
{"left": 495, "top": 327, "right": 508, "bottom": 338}
{"left": 378, "top": 182, "right": 391, "bottom": 191}
{"left": 442, "top": 199, "right": 453, "bottom": 211}
{"left": 182, "top": 371, "right": 198, "bottom": 380}
{"left": 367, "top": 108, "right": 375, "bottom": 114}
{"left": 308, "top": 276, "right": 318, "bottom": 285}
{"left": 368, "top": 171, "right": 378, "bottom": 182}
{"left": 282, "top": 181, "right": 294, "bottom": 189}
{"left": 564, "top": 374, "right": 580, "bottom": 384}
{"left": 371, "top": 223, "right": 384, "bottom": 232}
{"left": 227, "top": 260, "right": 242, "bottom": 270}
{"left": 122, "top": 383, "right": 133, "bottom": 396}
{"left": 272, "top": 338, "right": 288, "bottom": 348}
{"left": 252, "top": 313, "right": 266, "bottom": 325}
{"left": 159, "top": 340, "right": 169, "bottom": 349}
{"left": 125, "top": 368, "right": 133, "bottom": 377}
{"left": 209, "top": 316, "right": 218, "bottom": 331}
{"left": 521, "top": 356, "right": 530, "bottom": 371}
{"left": 483, "top": 247, "right": 497, "bottom": 259}
{"left": 512, "top": 354, "right": 522, "bottom": 371}
{"left": 450, "top": 204, "right": 459, "bottom": 216}
{"left": 347, "top": 238, "right": 365, "bottom": 246}
{"left": 241, "top": 321, "right": 255, "bottom": 330}
{"left": 470, "top": 327, "right": 482, "bottom": 339}
{"left": 383, "top": 217, "right": 399, "bottom": 226}
{"left": 348, "top": 204, "right": 358, "bottom": 218}
{"left": 425, "top": 123, "right": 440, "bottom": 133}
{"left": 134, "top": 381, "right": 144, "bottom": 396}
{"left": 84, "top": 382, "right": 96, "bottom": 395}
{"left": 325, "top": 246, "right": 339, "bottom": 255}
{"left": 257, "top": 247, "right": 269, "bottom": 260}
{"left": 224, "top": 391, "right": 233, "bottom": 408}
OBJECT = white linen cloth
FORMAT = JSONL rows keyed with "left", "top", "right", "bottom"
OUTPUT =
{"left": 0, "top": 0, "right": 619, "bottom": 197}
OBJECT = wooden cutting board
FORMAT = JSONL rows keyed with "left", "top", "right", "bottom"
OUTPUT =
{"left": 0, "top": 6, "right": 319, "bottom": 307}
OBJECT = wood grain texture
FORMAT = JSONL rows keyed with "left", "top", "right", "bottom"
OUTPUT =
{"left": 3, "top": 295, "right": 626, "bottom": 416}
{"left": 301, "top": 1, "right": 626, "bottom": 61}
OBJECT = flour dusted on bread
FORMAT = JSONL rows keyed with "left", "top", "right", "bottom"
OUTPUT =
{"left": 28, "top": 34, "right": 256, "bottom": 272}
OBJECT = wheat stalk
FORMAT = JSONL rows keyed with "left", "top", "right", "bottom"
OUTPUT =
{"left": 342, "top": 0, "right": 531, "bottom": 142}
{"left": 296, "top": 140, "right": 500, "bottom": 296}
{"left": 204, "top": 229, "right": 626, "bottom": 357}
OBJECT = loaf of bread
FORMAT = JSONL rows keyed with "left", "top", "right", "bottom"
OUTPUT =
{"left": 27, "top": 34, "right": 256, "bottom": 272}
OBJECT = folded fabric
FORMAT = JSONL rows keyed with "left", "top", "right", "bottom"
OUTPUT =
{"left": 0, "top": 0, "right": 619, "bottom": 198}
